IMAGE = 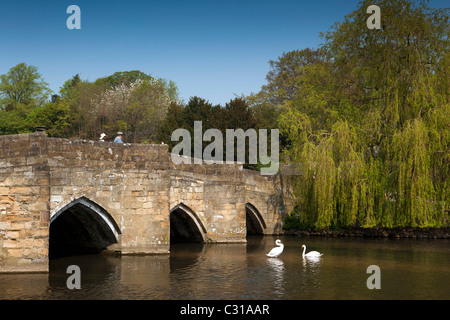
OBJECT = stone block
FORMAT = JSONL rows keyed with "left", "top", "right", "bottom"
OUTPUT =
{"left": 7, "top": 248, "right": 22, "bottom": 257}
{"left": 0, "top": 187, "right": 9, "bottom": 195}
{"left": 30, "top": 201, "right": 48, "bottom": 211}
{"left": 3, "top": 239, "right": 17, "bottom": 248}
{"left": 0, "top": 221, "right": 11, "bottom": 230}
{"left": 10, "top": 222, "right": 26, "bottom": 229}
{"left": 5, "top": 231, "right": 20, "bottom": 239}
{"left": 10, "top": 186, "right": 32, "bottom": 195}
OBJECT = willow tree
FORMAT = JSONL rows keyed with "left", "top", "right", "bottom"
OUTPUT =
{"left": 277, "top": 0, "right": 449, "bottom": 229}
{"left": 323, "top": 0, "right": 449, "bottom": 131}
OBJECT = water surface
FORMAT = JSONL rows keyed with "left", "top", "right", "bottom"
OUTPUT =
{"left": 0, "top": 236, "right": 448, "bottom": 299}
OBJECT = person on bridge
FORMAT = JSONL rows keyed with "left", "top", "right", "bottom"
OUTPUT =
{"left": 114, "top": 132, "right": 124, "bottom": 143}
{"left": 99, "top": 133, "right": 106, "bottom": 142}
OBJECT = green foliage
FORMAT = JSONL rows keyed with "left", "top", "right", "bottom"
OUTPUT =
{"left": 93, "top": 70, "right": 154, "bottom": 88}
{"left": 57, "top": 72, "right": 178, "bottom": 142}
{"left": 159, "top": 96, "right": 266, "bottom": 169}
{"left": 26, "top": 101, "right": 71, "bottom": 137}
{"left": 59, "top": 74, "right": 81, "bottom": 98}
{"left": 0, "top": 63, "right": 51, "bottom": 110}
{"left": 158, "top": 101, "right": 186, "bottom": 146}
{"left": 283, "top": 214, "right": 306, "bottom": 230}
{"left": 274, "top": 0, "right": 449, "bottom": 229}
{"left": 0, "top": 104, "right": 34, "bottom": 134}
{"left": 0, "top": 66, "right": 181, "bottom": 144}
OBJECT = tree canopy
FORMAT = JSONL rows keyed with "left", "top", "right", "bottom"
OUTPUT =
{"left": 0, "top": 62, "right": 51, "bottom": 111}
{"left": 0, "top": 67, "right": 180, "bottom": 140}
{"left": 268, "top": 0, "right": 449, "bottom": 229}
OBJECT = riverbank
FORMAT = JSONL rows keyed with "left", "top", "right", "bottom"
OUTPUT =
{"left": 283, "top": 227, "right": 450, "bottom": 239}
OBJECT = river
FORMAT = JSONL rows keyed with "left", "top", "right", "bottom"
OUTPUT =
{"left": 0, "top": 236, "right": 448, "bottom": 300}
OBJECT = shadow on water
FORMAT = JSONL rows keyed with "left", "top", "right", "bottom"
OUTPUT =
{"left": 169, "top": 242, "right": 205, "bottom": 272}
{"left": 48, "top": 253, "right": 119, "bottom": 290}
{"left": 246, "top": 235, "right": 265, "bottom": 252}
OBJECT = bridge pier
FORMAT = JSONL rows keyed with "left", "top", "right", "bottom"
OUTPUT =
{"left": 0, "top": 133, "right": 294, "bottom": 273}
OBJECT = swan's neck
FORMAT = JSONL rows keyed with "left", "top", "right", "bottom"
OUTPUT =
{"left": 302, "top": 246, "right": 306, "bottom": 256}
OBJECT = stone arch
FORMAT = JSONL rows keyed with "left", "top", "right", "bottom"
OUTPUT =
{"left": 170, "top": 203, "right": 207, "bottom": 243}
{"left": 246, "top": 203, "right": 266, "bottom": 235}
{"left": 49, "top": 196, "right": 121, "bottom": 258}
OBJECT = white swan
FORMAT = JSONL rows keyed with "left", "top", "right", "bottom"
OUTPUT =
{"left": 301, "top": 244, "right": 322, "bottom": 258}
{"left": 266, "top": 239, "right": 284, "bottom": 257}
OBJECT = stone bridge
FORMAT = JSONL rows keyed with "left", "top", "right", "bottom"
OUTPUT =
{"left": 0, "top": 131, "right": 294, "bottom": 272}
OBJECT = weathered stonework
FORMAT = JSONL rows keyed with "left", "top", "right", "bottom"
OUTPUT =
{"left": 0, "top": 132, "right": 50, "bottom": 272}
{"left": 0, "top": 132, "right": 294, "bottom": 272}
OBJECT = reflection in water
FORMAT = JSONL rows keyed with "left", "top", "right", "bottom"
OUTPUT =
{"left": 0, "top": 236, "right": 449, "bottom": 299}
{"left": 300, "top": 256, "right": 322, "bottom": 297}
{"left": 266, "top": 258, "right": 285, "bottom": 296}
{"left": 302, "top": 256, "right": 322, "bottom": 267}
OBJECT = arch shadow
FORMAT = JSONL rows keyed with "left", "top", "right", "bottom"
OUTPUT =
{"left": 170, "top": 203, "right": 207, "bottom": 244}
{"left": 246, "top": 203, "right": 266, "bottom": 235}
{"left": 50, "top": 196, "right": 121, "bottom": 259}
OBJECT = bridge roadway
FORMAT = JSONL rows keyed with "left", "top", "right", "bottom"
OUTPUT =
{"left": 0, "top": 131, "right": 294, "bottom": 272}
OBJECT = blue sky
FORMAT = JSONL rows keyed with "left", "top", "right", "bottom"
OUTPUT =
{"left": 1, "top": 0, "right": 447, "bottom": 105}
